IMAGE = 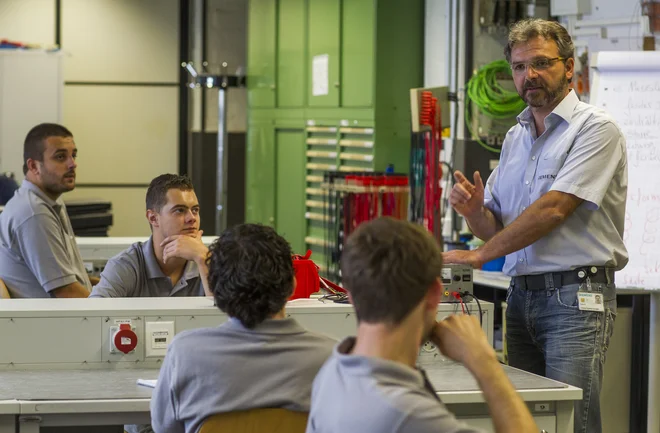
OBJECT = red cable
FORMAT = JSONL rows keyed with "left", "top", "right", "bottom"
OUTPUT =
{"left": 451, "top": 291, "right": 466, "bottom": 314}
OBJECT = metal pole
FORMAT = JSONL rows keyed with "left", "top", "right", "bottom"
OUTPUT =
{"left": 215, "top": 84, "right": 228, "bottom": 234}
{"left": 189, "top": 0, "right": 204, "bottom": 177}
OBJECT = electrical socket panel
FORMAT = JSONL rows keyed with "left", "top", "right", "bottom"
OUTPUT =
{"left": 108, "top": 323, "right": 137, "bottom": 354}
{"left": 145, "top": 321, "right": 175, "bottom": 358}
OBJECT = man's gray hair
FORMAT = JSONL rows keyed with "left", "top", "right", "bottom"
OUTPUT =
{"left": 504, "top": 19, "right": 574, "bottom": 63}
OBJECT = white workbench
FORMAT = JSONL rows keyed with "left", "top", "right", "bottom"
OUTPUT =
{"left": 0, "top": 400, "right": 19, "bottom": 433}
{"left": 0, "top": 363, "right": 580, "bottom": 433}
{"left": 76, "top": 236, "right": 218, "bottom": 261}
{"left": 0, "top": 298, "right": 494, "bottom": 369}
{"left": 473, "top": 269, "right": 660, "bottom": 433}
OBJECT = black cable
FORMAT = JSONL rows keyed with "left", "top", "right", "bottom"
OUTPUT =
{"left": 318, "top": 293, "right": 349, "bottom": 304}
{"left": 460, "top": 292, "right": 483, "bottom": 326}
{"left": 473, "top": 296, "right": 483, "bottom": 326}
{"left": 441, "top": 161, "right": 454, "bottom": 173}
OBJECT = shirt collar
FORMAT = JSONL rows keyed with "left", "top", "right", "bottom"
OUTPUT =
{"left": 21, "top": 179, "right": 63, "bottom": 208}
{"left": 224, "top": 317, "right": 308, "bottom": 335}
{"left": 551, "top": 89, "right": 579, "bottom": 123}
{"left": 333, "top": 337, "right": 426, "bottom": 388}
{"left": 141, "top": 236, "right": 200, "bottom": 281}
{"left": 517, "top": 89, "right": 579, "bottom": 126}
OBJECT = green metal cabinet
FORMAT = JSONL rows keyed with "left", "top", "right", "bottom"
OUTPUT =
{"left": 245, "top": 120, "right": 276, "bottom": 225}
{"left": 247, "top": 0, "right": 277, "bottom": 108}
{"left": 275, "top": 129, "right": 306, "bottom": 253}
{"left": 307, "top": 0, "right": 340, "bottom": 107}
{"left": 277, "top": 0, "right": 306, "bottom": 107}
{"left": 341, "top": 0, "right": 375, "bottom": 107}
{"left": 246, "top": 0, "right": 424, "bottom": 261}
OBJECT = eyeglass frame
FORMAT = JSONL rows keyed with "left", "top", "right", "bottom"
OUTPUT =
{"left": 510, "top": 57, "right": 566, "bottom": 75}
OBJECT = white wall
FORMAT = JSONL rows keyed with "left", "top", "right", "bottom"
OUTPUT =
{"left": 0, "top": 0, "right": 180, "bottom": 236}
{"left": 0, "top": 0, "right": 56, "bottom": 45}
{"left": 424, "top": 0, "right": 449, "bottom": 87}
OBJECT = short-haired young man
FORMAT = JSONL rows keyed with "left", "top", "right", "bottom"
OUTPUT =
{"left": 151, "top": 224, "right": 335, "bottom": 433}
{"left": 0, "top": 123, "right": 96, "bottom": 298}
{"left": 307, "top": 217, "right": 537, "bottom": 433}
{"left": 90, "top": 174, "right": 210, "bottom": 298}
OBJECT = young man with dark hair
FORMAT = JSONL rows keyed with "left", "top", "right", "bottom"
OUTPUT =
{"left": 0, "top": 123, "right": 96, "bottom": 298}
{"left": 307, "top": 217, "right": 537, "bottom": 433}
{"left": 90, "top": 174, "right": 210, "bottom": 298}
{"left": 151, "top": 223, "right": 335, "bottom": 433}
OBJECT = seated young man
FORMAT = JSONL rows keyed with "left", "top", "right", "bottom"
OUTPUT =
{"left": 307, "top": 217, "right": 537, "bottom": 433}
{"left": 151, "top": 223, "right": 336, "bottom": 433}
{"left": 90, "top": 174, "right": 210, "bottom": 298}
{"left": 0, "top": 123, "right": 96, "bottom": 298}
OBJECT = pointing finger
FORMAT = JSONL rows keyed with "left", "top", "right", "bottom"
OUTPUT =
{"left": 453, "top": 170, "right": 469, "bottom": 185}
{"left": 473, "top": 171, "right": 484, "bottom": 192}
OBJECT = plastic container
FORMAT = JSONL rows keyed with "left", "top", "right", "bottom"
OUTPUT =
{"left": 482, "top": 256, "right": 505, "bottom": 272}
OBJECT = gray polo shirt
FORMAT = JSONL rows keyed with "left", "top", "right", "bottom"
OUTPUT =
{"left": 0, "top": 180, "right": 91, "bottom": 298}
{"left": 151, "top": 317, "right": 336, "bottom": 433}
{"left": 307, "top": 337, "right": 482, "bottom": 433}
{"left": 89, "top": 237, "right": 204, "bottom": 298}
{"left": 484, "top": 90, "right": 629, "bottom": 276}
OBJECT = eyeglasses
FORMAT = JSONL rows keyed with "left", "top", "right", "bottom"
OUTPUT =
{"left": 510, "top": 57, "right": 565, "bottom": 75}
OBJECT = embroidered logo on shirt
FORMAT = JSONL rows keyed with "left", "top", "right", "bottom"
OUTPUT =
{"left": 538, "top": 174, "right": 557, "bottom": 180}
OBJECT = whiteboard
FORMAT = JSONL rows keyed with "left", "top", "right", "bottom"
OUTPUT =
{"left": 591, "top": 51, "right": 660, "bottom": 291}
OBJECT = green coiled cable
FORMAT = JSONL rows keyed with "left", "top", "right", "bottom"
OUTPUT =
{"left": 465, "top": 59, "right": 527, "bottom": 153}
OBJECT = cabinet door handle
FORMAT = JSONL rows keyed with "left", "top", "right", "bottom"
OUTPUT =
{"left": 334, "top": 82, "right": 340, "bottom": 88}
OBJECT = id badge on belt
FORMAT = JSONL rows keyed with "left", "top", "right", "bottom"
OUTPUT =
{"left": 578, "top": 275, "right": 604, "bottom": 312}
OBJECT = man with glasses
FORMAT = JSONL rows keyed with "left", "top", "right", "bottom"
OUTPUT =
{"left": 444, "top": 18, "right": 627, "bottom": 433}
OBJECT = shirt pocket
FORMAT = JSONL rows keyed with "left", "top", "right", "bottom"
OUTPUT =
{"left": 534, "top": 158, "right": 563, "bottom": 195}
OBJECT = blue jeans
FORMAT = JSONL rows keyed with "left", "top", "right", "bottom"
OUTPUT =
{"left": 505, "top": 280, "right": 617, "bottom": 433}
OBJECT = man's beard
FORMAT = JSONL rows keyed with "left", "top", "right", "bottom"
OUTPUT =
{"left": 43, "top": 171, "right": 76, "bottom": 195}
{"left": 521, "top": 75, "right": 569, "bottom": 108}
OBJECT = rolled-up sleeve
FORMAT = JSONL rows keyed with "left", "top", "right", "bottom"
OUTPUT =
{"left": 483, "top": 165, "right": 502, "bottom": 221}
{"left": 15, "top": 214, "right": 78, "bottom": 293}
{"left": 550, "top": 121, "right": 625, "bottom": 211}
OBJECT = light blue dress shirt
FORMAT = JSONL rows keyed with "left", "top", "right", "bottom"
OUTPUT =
{"left": 484, "top": 90, "right": 629, "bottom": 276}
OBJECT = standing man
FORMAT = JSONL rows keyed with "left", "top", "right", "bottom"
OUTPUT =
{"left": 0, "top": 123, "right": 97, "bottom": 298}
{"left": 444, "top": 19, "right": 627, "bottom": 433}
{"left": 90, "top": 174, "right": 211, "bottom": 298}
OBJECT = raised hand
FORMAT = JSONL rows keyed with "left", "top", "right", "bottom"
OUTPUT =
{"left": 449, "top": 170, "right": 485, "bottom": 218}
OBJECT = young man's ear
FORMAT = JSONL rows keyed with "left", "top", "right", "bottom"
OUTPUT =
{"left": 146, "top": 209, "right": 159, "bottom": 228}
{"left": 426, "top": 278, "right": 443, "bottom": 310}
{"left": 25, "top": 158, "right": 40, "bottom": 175}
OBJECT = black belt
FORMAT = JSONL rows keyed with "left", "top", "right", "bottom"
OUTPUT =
{"left": 512, "top": 267, "right": 614, "bottom": 291}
